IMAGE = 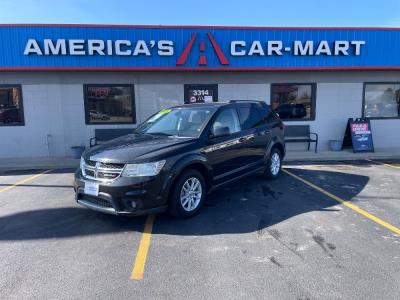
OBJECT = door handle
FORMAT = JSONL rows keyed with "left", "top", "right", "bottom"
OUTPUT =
{"left": 239, "top": 135, "right": 255, "bottom": 143}
{"left": 259, "top": 130, "right": 270, "bottom": 136}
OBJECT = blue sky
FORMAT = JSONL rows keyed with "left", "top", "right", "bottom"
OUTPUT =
{"left": 1, "top": 0, "right": 400, "bottom": 27}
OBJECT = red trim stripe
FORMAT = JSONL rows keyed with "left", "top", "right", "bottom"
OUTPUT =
{"left": 176, "top": 32, "right": 197, "bottom": 65}
{"left": 0, "top": 66, "right": 400, "bottom": 71}
{"left": 207, "top": 32, "right": 229, "bottom": 65}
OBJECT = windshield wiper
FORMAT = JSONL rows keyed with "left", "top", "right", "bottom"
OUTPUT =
{"left": 145, "top": 132, "right": 173, "bottom": 136}
{"left": 144, "top": 132, "right": 194, "bottom": 138}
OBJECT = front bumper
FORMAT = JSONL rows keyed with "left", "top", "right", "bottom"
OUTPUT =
{"left": 74, "top": 169, "right": 169, "bottom": 216}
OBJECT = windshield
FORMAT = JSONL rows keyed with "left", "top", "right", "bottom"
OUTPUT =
{"left": 135, "top": 107, "right": 216, "bottom": 137}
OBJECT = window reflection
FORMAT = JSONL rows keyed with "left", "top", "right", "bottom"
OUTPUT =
{"left": 364, "top": 84, "right": 400, "bottom": 118}
{"left": 85, "top": 85, "right": 135, "bottom": 124}
{"left": 0, "top": 86, "right": 24, "bottom": 126}
{"left": 271, "top": 84, "right": 314, "bottom": 120}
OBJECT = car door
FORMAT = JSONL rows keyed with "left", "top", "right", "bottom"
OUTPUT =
{"left": 202, "top": 107, "right": 245, "bottom": 184}
{"left": 236, "top": 103, "right": 273, "bottom": 168}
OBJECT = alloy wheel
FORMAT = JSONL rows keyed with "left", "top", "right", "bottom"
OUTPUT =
{"left": 180, "top": 177, "right": 202, "bottom": 212}
{"left": 270, "top": 152, "right": 281, "bottom": 176}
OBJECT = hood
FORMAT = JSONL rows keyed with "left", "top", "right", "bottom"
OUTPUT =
{"left": 84, "top": 134, "right": 196, "bottom": 163}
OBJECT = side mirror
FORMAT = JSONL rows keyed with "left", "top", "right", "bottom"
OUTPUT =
{"left": 211, "top": 126, "right": 230, "bottom": 138}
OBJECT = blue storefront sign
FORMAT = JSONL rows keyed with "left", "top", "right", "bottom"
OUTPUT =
{"left": 0, "top": 24, "right": 400, "bottom": 70}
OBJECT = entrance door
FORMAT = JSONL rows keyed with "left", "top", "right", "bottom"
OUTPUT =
{"left": 184, "top": 84, "right": 218, "bottom": 104}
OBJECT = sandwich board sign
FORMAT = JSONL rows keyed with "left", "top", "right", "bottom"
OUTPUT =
{"left": 342, "top": 118, "right": 374, "bottom": 153}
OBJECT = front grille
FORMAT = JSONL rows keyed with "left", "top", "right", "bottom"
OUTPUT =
{"left": 85, "top": 160, "right": 96, "bottom": 167}
{"left": 86, "top": 160, "right": 124, "bottom": 169}
{"left": 81, "top": 195, "right": 113, "bottom": 208}
{"left": 100, "top": 162, "right": 125, "bottom": 169}
{"left": 86, "top": 169, "right": 95, "bottom": 177}
{"left": 82, "top": 159, "right": 125, "bottom": 182}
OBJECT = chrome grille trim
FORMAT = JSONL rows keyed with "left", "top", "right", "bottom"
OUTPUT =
{"left": 82, "top": 160, "right": 125, "bottom": 182}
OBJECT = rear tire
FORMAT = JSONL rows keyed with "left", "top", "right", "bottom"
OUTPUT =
{"left": 264, "top": 148, "right": 282, "bottom": 180}
{"left": 168, "top": 169, "right": 206, "bottom": 218}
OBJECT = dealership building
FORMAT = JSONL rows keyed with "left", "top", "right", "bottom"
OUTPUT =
{"left": 0, "top": 24, "right": 399, "bottom": 158}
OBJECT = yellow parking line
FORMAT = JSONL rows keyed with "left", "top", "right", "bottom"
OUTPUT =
{"left": 366, "top": 159, "right": 400, "bottom": 169}
{"left": 283, "top": 169, "right": 400, "bottom": 235}
{"left": 0, "top": 169, "right": 52, "bottom": 193}
{"left": 131, "top": 214, "right": 155, "bottom": 280}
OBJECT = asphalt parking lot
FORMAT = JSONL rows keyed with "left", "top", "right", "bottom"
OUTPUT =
{"left": 0, "top": 160, "right": 399, "bottom": 299}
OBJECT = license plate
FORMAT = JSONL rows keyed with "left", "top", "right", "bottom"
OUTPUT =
{"left": 84, "top": 181, "right": 99, "bottom": 196}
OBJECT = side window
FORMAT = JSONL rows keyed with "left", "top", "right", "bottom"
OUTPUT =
{"left": 258, "top": 104, "right": 270, "bottom": 123}
{"left": 212, "top": 108, "right": 241, "bottom": 135}
{"left": 237, "top": 104, "right": 263, "bottom": 130}
{"left": 266, "top": 112, "right": 280, "bottom": 125}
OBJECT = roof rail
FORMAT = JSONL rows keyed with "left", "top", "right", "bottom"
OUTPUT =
{"left": 229, "top": 100, "right": 266, "bottom": 104}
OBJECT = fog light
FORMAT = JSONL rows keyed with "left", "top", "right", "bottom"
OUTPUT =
{"left": 130, "top": 200, "right": 136, "bottom": 209}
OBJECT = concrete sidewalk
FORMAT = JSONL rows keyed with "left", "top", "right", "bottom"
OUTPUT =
{"left": 0, "top": 157, "right": 80, "bottom": 172}
{"left": 0, "top": 148, "right": 399, "bottom": 172}
{"left": 284, "top": 148, "right": 400, "bottom": 162}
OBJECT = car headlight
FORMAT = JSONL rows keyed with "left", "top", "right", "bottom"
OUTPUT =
{"left": 121, "top": 160, "right": 166, "bottom": 177}
{"left": 80, "top": 157, "right": 85, "bottom": 170}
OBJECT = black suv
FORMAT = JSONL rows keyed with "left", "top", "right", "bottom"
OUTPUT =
{"left": 74, "top": 100, "right": 285, "bottom": 218}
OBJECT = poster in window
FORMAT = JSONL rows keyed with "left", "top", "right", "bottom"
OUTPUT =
{"left": 84, "top": 85, "right": 135, "bottom": 124}
{"left": 184, "top": 84, "right": 218, "bottom": 104}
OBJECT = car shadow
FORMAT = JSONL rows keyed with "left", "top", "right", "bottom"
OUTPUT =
{"left": 285, "top": 160, "right": 373, "bottom": 168}
{"left": 0, "top": 168, "right": 77, "bottom": 176}
{"left": 0, "top": 167, "right": 369, "bottom": 241}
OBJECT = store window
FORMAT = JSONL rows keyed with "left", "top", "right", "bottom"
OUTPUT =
{"left": 0, "top": 85, "right": 24, "bottom": 126}
{"left": 184, "top": 84, "right": 218, "bottom": 104}
{"left": 271, "top": 84, "right": 315, "bottom": 120}
{"left": 84, "top": 85, "right": 136, "bottom": 124}
{"left": 363, "top": 83, "right": 400, "bottom": 118}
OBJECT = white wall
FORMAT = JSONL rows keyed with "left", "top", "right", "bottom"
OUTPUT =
{"left": 370, "top": 119, "right": 400, "bottom": 149}
{"left": 0, "top": 85, "right": 61, "bottom": 157}
{"left": 285, "top": 83, "right": 364, "bottom": 150}
{"left": 137, "top": 84, "right": 183, "bottom": 121}
{"left": 0, "top": 82, "right": 186, "bottom": 157}
{"left": 0, "top": 70, "right": 399, "bottom": 158}
{"left": 219, "top": 84, "right": 270, "bottom": 102}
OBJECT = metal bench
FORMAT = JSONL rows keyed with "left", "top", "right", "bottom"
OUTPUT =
{"left": 285, "top": 125, "right": 318, "bottom": 153}
{"left": 90, "top": 128, "right": 134, "bottom": 147}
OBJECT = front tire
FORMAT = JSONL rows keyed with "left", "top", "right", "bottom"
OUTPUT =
{"left": 264, "top": 148, "right": 282, "bottom": 179}
{"left": 168, "top": 169, "right": 206, "bottom": 218}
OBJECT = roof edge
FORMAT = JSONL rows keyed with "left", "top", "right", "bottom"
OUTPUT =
{"left": 0, "top": 23, "right": 399, "bottom": 31}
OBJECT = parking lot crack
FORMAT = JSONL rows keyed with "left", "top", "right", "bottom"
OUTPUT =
{"left": 269, "top": 256, "right": 283, "bottom": 268}
{"left": 266, "top": 228, "right": 304, "bottom": 260}
{"left": 306, "top": 229, "right": 342, "bottom": 268}
{"left": 262, "top": 185, "right": 280, "bottom": 200}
